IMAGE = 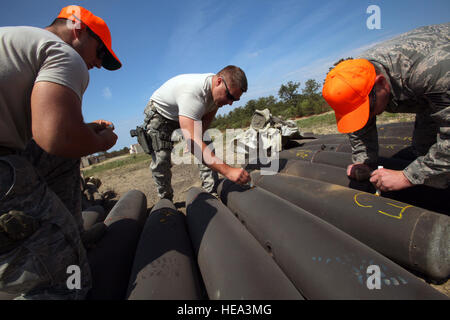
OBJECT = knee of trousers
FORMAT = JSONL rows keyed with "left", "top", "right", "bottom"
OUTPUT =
{"left": 150, "top": 149, "right": 172, "bottom": 171}
{"left": 0, "top": 155, "right": 91, "bottom": 299}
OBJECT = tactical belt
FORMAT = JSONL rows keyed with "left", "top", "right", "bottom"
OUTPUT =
{"left": 145, "top": 103, "right": 178, "bottom": 124}
{"left": 132, "top": 102, "right": 181, "bottom": 153}
{"left": 145, "top": 103, "right": 180, "bottom": 152}
{"left": 150, "top": 113, "right": 180, "bottom": 151}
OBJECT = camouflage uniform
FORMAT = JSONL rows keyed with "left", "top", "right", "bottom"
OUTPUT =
{"left": 0, "top": 140, "right": 91, "bottom": 299}
{"left": 144, "top": 101, "right": 218, "bottom": 200}
{"left": 349, "top": 23, "right": 450, "bottom": 189}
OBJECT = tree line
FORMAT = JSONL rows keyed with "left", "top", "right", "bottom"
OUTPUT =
{"left": 211, "top": 79, "right": 331, "bottom": 130}
{"left": 98, "top": 147, "right": 130, "bottom": 159}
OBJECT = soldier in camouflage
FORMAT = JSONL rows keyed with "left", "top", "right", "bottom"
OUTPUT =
{"left": 323, "top": 23, "right": 449, "bottom": 191}
{"left": 143, "top": 101, "right": 219, "bottom": 200}
{"left": 142, "top": 66, "right": 251, "bottom": 200}
{"left": 0, "top": 6, "right": 121, "bottom": 299}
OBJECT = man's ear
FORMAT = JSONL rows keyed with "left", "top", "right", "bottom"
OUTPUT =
{"left": 375, "top": 74, "right": 391, "bottom": 93}
{"left": 212, "top": 75, "right": 222, "bottom": 90}
{"left": 374, "top": 74, "right": 384, "bottom": 85}
{"left": 71, "top": 26, "right": 84, "bottom": 41}
{"left": 66, "top": 19, "right": 85, "bottom": 41}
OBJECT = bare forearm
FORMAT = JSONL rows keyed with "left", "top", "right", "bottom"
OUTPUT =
{"left": 180, "top": 115, "right": 250, "bottom": 184}
{"left": 202, "top": 119, "right": 213, "bottom": 134}
{"left": 201, "top": 110, "right": 217, "bottom": 133}
{"left": 31, "top": 82, "right": 117, "bottom": 158}
{"left": 188, "top": 138, "right": 230, "bottom": 176}
{"left": 34, "top": 122, "right": 112, "bottom": 158}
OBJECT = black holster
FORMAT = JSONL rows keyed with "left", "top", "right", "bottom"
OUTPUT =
{"left": 130, "top": 126, "right": 153, "bottom": 154}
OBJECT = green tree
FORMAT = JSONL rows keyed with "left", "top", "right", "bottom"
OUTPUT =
{"left": 299, "top": 100, "right": 314, "bottom": 116}
{"left": 302, "top": 79, "right": 321, "bottom": 97}
{"left": 211, "top": 78, "right": 333, "bottom": 129}
{"left": 278, "top": 81, "right": 301, "bottom": 104}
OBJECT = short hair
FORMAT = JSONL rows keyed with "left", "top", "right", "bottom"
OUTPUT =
{"left": 328, "top": 57, "right": 381, "bottom": 75}
{"left": 324, "top": 57, "right": 380, "bottom": 87}
{"left": 217, "top": 65, "right": 248, "bottom": 92}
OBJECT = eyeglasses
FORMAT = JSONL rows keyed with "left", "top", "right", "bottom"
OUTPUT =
{"left": 96, "top": 43, "right": 106, "bottom": 61}
{"left": 221, "top": 77, "right": 238, "bottom": 101}
{"left": 369, "top": 86, "right": 377, "bottom": 114}
{"left": 86, "top": 28, "right": 106, "bottom": 61}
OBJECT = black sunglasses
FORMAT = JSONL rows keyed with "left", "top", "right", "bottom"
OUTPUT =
{"left": 86, "top": 28, "right": 106, "bottom": 61}
{"left": 221, "top": 77, "right": 238, "bottom": 101}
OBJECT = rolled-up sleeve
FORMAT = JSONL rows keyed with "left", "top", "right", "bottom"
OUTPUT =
{"left": 35, "top": 41, "right": 89, "bottom": 101}
{"left": 404, "top": 46, "right": 450, "bottom": 188}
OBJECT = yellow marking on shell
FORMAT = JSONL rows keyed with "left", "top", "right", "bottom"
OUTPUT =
{"left": 378, "top": 203, "right": 413, "bottom": 220}
{"left": 354, "top": 193, "right": 373, "bottom": 208}
{"left": 354, "top": 192, "right": 413, "bottom": 220}
{"left": 296, "top": 150, "right": 312, "bottom": 159}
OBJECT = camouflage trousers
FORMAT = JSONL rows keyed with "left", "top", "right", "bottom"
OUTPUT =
{"left": 150, "top": 149, "right": 219, "bottom": 200}
{"left": 0, "top": 140, "right": 91, "bottom": 299}
{"left": 145, "top": 104, "right": 218, "bottom": 200}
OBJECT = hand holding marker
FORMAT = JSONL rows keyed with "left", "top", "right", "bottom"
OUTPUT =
{"left": 375, "top": 166, "right": 383, "bottom": 196}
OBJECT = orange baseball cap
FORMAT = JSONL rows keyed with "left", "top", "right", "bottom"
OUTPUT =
{"left": 322, "top": 59, "right": 376, "bottom": 133}
{"left": 57, "top": 5, "right": 121, "bottom": 70}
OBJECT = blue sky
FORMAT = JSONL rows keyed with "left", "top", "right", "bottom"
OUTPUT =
{"left": 2, "top": 0, "right": 449, "bottom": 151}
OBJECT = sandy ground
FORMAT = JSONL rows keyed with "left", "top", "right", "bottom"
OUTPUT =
{"left": 95, "top": 158, "right": 201, "bottom": 215}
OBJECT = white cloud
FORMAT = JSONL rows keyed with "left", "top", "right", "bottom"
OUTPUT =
{"left": 102, "top": 87, "right": 112, "bottom": 99}
{"left": 247, "top": 51, "right": 262, "bottom": 58}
